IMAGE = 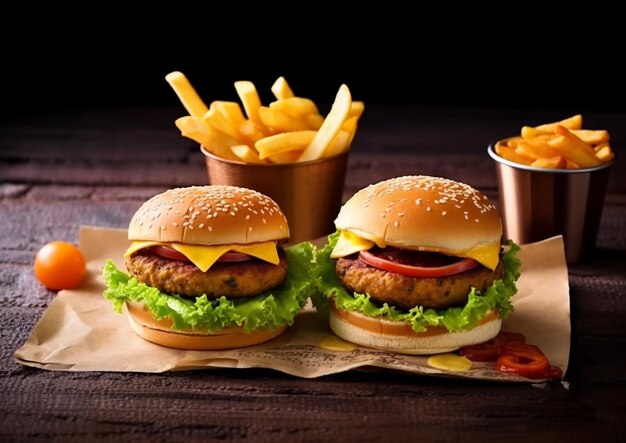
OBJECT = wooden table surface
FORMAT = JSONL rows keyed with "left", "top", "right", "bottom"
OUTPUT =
{"left": 1, "top": 105, "right": 625, "bottom": 442}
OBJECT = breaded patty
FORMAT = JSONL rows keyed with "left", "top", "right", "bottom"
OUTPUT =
{"left": 126, "top": 249, "right": 288, "bottom": 298}
{"left": 336, "top": 255, "right": 503, "bottom": 310}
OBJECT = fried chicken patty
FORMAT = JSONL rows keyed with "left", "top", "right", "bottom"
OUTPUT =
{"left": 126, "top": 249, "right": 288, "bottom": 298}
{"left": 336, "top": 254, "right": 504, "bottom": 310}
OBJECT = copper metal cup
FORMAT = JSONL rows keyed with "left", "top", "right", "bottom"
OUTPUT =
{"left": 202, "top": 147, "right": 349, "bottom": 244}
{"left": 488, "top": 141, "right": 614, "bottom": 263}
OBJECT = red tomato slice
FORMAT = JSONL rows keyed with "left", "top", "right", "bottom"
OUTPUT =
{"left": 149, "top": 246, "right": 189, "bottom": 262}
{"left": 359, "top": 250, "right": 479, "bottom": 277}
{"left": 149, "top": 246, "right": 251, "bottom": 263}
{"left": 495, "top": 343, "right": 550, "bottom": 379}
{"left": 217, "top": 251, "right": 252, "bottom": 262}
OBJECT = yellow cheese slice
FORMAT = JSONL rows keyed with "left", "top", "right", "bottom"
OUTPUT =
{"left": 125, "top": 241, "right": 279, "bottom": 273}
{"left": 462, "top": 242, "right": 501, "bottom": 271}
{"left": 330, "top": 230, "right": 375, "bottom": 259}
{"left": 330, "top": 230, "right": 500, "bottom": 270}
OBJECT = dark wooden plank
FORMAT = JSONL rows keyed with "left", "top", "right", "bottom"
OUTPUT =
{"left": 1, "top": 106, "right": 626, "bottom": 441}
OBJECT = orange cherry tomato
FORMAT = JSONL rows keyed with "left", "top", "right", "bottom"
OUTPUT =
{"left": 34, "top": 241, "right": 86, "bottom": 290}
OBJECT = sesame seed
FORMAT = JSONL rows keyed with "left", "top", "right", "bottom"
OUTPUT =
{"left": 398, "top": 212, "right": 404, "bottom": 217}
{"left": 208, "top": 226, "right": 213, "bottom": 232}
{"left": 426, "top": 207, "right": 431, "bottom": 212}
{"left": 263, "top": 218, "right": 267, "bottom": 224}
{"left": 442, "top": 211, "right": 447, "bottom": 216}
{"left": 246, "top": 215, "right": 250, "bottom": 220}
{"left": 394, "top": 220, "right": 399, "bottom": 227}
{"left": 173, "top": 222, "right": 178, "bottom": 227}
{"left": 475, "top": 219, "right": 480, "bottom": 223}
{"left": 161, "top": 226, "right": 166, "bottom": 230}
{"left": 199, "top": 223, "right": 205, "bottom": 229}
{"left": 188, "top": 225, "right": 194, "bottom": 230}
{"left": 248, "top": 226, "right": 253, "bottom": 232}
{"left": 230, "top": 211, "right": 236, "bottom": 216}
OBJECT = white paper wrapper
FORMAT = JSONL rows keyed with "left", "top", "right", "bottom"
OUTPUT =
{"left": 15, "top": 226, "right": 570, "bottom": 381}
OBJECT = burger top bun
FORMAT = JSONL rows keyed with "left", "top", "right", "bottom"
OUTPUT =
{"left": 334, "top": 175, "right": 502, "bottom": 255}
{"left": 128, "top": 186, "right": 289, "bottom": 245}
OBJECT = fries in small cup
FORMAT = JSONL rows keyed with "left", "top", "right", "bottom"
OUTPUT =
{"left": 166, "top": 72, "right": 363, "bottom": 164}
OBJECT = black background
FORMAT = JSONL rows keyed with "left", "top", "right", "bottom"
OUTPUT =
{"left": 3, "top": 9, "right": 624, "bottom": 116}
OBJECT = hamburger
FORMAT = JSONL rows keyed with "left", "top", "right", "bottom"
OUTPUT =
{"left": 315, "top": 175, "right": 521, "bottom": 354}
{"left": 103, "top": 185, "right": 314, "bottom": 350}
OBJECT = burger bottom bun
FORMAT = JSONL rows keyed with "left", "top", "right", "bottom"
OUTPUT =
{"left": 125, "top": 301, "right": 287, "bottom": 351}
{"left": 329, "top": 303, "right": 501, "bottom": 355}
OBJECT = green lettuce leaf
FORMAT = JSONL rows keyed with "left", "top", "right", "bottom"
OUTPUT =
{"left": 311, "top": 231, "right": 521, "bottom": 333}
{"left": 102, "top": 242, "right": 316, "bottom": 333}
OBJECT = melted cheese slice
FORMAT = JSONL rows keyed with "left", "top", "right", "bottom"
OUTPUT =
{"left": 125, "top": 241, "right": 279, "bottom": 272}
{"left": 330, "top": 230, "right": 375, "bottom": 259}
{"left": 331, "top": 230, "right": 500, "bottom": 270}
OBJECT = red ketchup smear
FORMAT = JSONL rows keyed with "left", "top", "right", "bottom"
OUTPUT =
{"left": 459, "top": 330, "right": 563, "bottom": 380}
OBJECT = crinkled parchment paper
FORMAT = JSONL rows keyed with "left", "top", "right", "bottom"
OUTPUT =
{"left": 15, "top": 226, "right": 570, "bottom": 381}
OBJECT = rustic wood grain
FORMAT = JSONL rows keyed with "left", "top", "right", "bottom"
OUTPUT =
{"left": 1, "top": 106, "right": 625, "bottom": 442}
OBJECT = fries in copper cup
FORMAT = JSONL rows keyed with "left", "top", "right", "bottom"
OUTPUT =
{"left": 165, "top": 72, "right": 363, "bottom": 164}
{"left": 494, "top": 114, "right": 614, "bottom": 169}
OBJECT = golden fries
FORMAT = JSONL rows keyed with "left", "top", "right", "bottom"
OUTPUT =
{"left": 298, "top": 84, "right": 352, "bottom": 162}
{"left": 166, "top": 73, "right": 362, "bottom": 164}
{"left": 165, "top": 72, "right": 208, "bottom": 119}
{"left": 496, "top": 115, "right": 614, "bottom": 170}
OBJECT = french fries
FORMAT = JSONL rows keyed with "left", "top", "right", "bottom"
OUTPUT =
{"left": 166, "top": 73, "right": 363, "bottom": 164}
{"left": 495, "top": 115, "right": 615, "bottom": 169}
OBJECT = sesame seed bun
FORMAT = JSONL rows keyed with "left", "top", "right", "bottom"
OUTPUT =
{"left": 328, "top": 176, "right": 510, "bottom": 355}
{"left": 329, "top": 302, "right": 501, "bottom": 355}
{"left": 120, "top": 185, "right": 292, "bottom": 350}
{"left": 125, "top": 301, "right": 286, "bottom": 350}
{"left": 334, "top": 175, "right": 501, "bottom": 255}
{"left": 128, "top": 185, "right": 289, "bottom": 245}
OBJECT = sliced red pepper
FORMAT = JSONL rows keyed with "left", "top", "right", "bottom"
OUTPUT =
{"left": 459, "top": 330, "right": 526, "bottom": 362}
{"left": 493, "top": 331, "right": 526, "bottom": 344}
{"left": 495, "top": 343, "right": 550, "bottom": 379}
{"left": 459, "top": 341, "right": 501, "bottom": 362}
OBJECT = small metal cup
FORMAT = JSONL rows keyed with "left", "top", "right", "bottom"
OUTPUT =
{"left": 202, "top": 147, "right": 349, "bottom": 244}
{"left": 488, "top": 142, "right": 614, "bottom": 263}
